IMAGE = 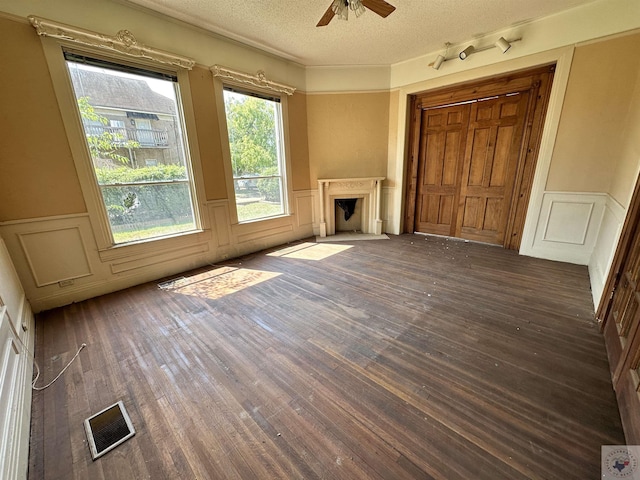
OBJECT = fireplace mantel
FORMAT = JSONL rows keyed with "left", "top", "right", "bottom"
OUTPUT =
{"left": 317, "top": 177, "right": 384, "bottom": 237}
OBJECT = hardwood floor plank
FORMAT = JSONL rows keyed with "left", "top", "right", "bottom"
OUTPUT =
{"left": 29, "top": 234, "right": 624, "bottom": 479}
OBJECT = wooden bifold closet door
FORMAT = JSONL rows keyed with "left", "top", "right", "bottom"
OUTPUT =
{"left": 414, "top": 104, "right": 469, "bottom": 236}
{"left": 405, "top": 65, "right": 554, "bottom": 249}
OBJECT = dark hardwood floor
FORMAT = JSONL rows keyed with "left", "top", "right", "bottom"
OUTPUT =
{"left": 29, "top": 234, "right": 624, "bottom": 479}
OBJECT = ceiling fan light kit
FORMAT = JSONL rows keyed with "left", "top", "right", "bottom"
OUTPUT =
{"left": 332, "top": 0, "right": 365, "bottom": 21}
{"left": 317, "top": 0, "right": 396, "bottom": 27}
{"left": 429, "top": 37, "right": 520, "bottom": 70}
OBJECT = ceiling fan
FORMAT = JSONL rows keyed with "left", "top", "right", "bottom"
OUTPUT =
{"left": 317, "top": 0, "right": 396, "bottom": 27}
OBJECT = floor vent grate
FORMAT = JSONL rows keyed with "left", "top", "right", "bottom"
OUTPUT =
{"left": 84, "top": 401, "right": 135, "bottom": 460}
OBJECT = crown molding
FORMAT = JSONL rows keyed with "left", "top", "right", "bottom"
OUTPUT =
{"left": 211, "top": 65, "right": 296, "bottom": 96}
{"left": 28, "top": 15, "right": 195, "bottom": 70}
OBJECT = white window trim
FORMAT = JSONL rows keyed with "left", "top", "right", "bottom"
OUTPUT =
{"left": 36, "top": 23, "right": 210, "bottom": 257}
{"left": 211, "top": 66, "right": 295, "bottom": 225}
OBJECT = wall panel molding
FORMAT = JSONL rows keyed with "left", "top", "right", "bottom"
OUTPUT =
{"left": 1, "top": 201, "right": 314, "bottom": 311}
{"left": 110, "top": 243, "right": 210, "bottom": 274}
{"left": 293, "top": 191, "right": 314, "bottom": 229}
{"left": 589, "top": 194, "right": 626, "bottom": 308}
{"left": 235, "top": 221, "right": 294, "bottom": 244}
{"left": 542, "top": 200, "right": 594, "bottom": 245}
{"left": 527, "top": 191, "right": 607, "bottom": 265}
{"left": 18, "top": 226, "right": 92, "bottom": 287}
{"left": 0, "top": 212, "right": 90, "bottom": 227}
{"left": 382, "top": 186, "right": 396, "bottom": 234}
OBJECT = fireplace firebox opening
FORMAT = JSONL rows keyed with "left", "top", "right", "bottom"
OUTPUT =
{"left": 335, "top": 198, "right": 362, "bottom": 232}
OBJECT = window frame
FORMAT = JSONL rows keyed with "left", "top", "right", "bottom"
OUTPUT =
{"left": 40, "top": 37, "right": 209, "bottom": 255}
{"left": 216, "top": 80, "right": 294, "bottom": 225}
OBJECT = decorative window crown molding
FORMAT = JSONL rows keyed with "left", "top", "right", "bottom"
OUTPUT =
{"left": 211, "top": 65, "right": 296, "bottom": 96}
{"left": 28, "top": 16, "right": 195, "bottom": 70}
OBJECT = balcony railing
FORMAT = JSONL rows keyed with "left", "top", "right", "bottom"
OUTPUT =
{"left": 84, "top": 125, "right": 169, "bottom": 147}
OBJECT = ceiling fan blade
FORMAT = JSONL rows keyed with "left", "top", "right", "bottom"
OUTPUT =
{"left": 317, "top": 4, "right": 336, "bottom": 27}
{"left": 361, "top": 0, "right": 396, "bottom": 18}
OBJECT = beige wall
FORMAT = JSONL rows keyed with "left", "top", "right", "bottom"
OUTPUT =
{"left": 610, "top": 63, "right": 640, "bottom": 207}
{"left": 0, "top": 16, "right": 86, "bottom": 220}
{"left": 188, "top": 66, "right": 228, "bottom": 201}
{"left": 547, "top": 33, "right": 640, "bottom": 194}
{"left": 386, "top": 90, "right": 401, "bottom": 188}
{"left": 306, "top": 92, "right": 389, "bottom": 183}
{"left": 288, "top": 92, "right": 311, "bottom": 191}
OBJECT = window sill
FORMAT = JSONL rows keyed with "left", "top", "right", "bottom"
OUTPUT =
{"left": 98, "top": 228, "right": 211, "bottom": 263}
{"left": 236, "top": 213, "right": 291, "bottom": 226}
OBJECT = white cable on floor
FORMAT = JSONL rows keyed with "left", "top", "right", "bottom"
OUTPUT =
{"left": 31, "top": 343, "right": 86, "bottom": 391}
{"left": 13, "top": 325, "right": 87, "bottom": 391}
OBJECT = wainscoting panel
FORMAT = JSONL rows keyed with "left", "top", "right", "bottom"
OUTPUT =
{"left": 19, "top": 226, "right": 92, "bottom": 287}
{"left": 0, "top": 192, "right": 315, "bottom": 312}
{"left": 589, "top": 195, "right": 626, "bottom": 308}
{"left": 382, "top": 186, "right": 395, "bottom": 234}
{"left": 294, "top": 191, "right": 314, "bottom": 229}
{"left": 529, "top": 192, "right": 607, "bottom": 265}
{"left": 207, "top": 200, "right": 232, "bottom": 247}
{"left": 543, "top": 201, "right": 593, "bottom": 244}
{"left": 0, "top": 214, "right": 219, "bottom": 312}
{"left": 235, "top": 221, "right": 293, "bottom": 244}
{"left": 110, "top": 243, "right": 210, "bottom": 274}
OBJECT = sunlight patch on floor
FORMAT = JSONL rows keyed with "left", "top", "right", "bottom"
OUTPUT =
{"left": 167, "top": 267, "right": 281, "bottom": 300}
{"left": 267, "top": 242, "right": 353, "bottom": 260}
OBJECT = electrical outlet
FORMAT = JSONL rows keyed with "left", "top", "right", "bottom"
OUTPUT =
{"left": 59, "top": 279, "right": 75, "bottom": 287}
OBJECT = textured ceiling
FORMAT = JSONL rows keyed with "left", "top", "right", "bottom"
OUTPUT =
{"left": 124, "top": 0, "right": 596, "bottom": 66}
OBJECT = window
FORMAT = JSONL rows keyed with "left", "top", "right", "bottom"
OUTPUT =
{"left": 223, "top": 88, "right": 287, "bottom": 222}
{"left": 65, "top": 54, "right": 198, "bottom": 244}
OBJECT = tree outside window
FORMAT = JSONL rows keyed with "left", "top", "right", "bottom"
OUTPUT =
{"left": 223, "top": 89, "right": 287, "bottom": 222}
{"left": 67, "top": 57, "right": 198, "bottom": 244}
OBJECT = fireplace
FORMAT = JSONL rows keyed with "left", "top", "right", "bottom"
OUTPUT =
{"left": 317, "top": 177, "right": 384, "bottom": 237}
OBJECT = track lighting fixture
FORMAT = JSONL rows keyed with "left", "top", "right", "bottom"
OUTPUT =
{"left": 429, "top": 37, "right": 521, "bottom": 70}
{"left": 458, "top": 45, "right": 475, "bottom": 60}
{"left": 430, "top": 42, "right": 450, "bottom": 70}
{"left": 495, "top": 37, "right": 511, "bottom": 53}
{"left": 432, "top": 54, "right": 445, "bottom": 70}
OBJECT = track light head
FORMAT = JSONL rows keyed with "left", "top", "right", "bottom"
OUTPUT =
{"left": 432, "top": 54, "right": 445, "bottom": 70}
{"left": 495, "top": 37, "right": 512, "bottom": 53}
{"left": 459, "top": 45, "right": 475, "bottom": 60}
